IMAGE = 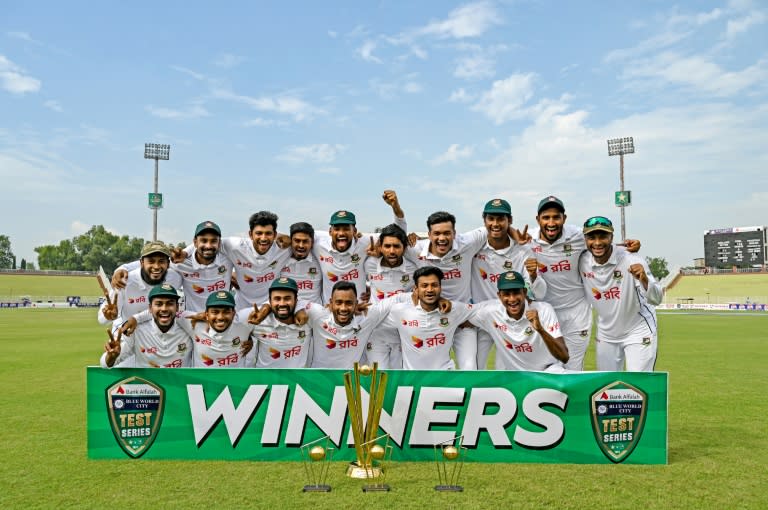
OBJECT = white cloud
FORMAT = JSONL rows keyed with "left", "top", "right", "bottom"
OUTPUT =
{"left": 449, "top": 88, "right": 474, "bottom": 103}
{"left": 454, "top": 54, "right": 495, "bottom": 80}
{"left": 171, "top": 65, "right": 208, "bottom": 81}
{"left": 318, "top": 167, "right": 341, "bottom": 175}
{"left": 145, "top": 104, "right": 210, "bottom": 119}
{"left": 213, "top": 89, "right": 324, "bottom": 122}
{"left": 471, "top": 73, "right": 537, "bottom": 124}
{"left": 276, "top": 143, "right": 347, "bottom": 164}
{"left": 328, "top": 30, "right": 338, "bottom": 38}
{"left": 403, "top": 82, "right": 423, "bottom": 94}
{"left": 357, "top": 40, "right": 382, "bottom": 63}
{"left": 6, "top": 31, "right": 42, "bottom": 45}
{"left": 430, "top": 144, "right": 474, "bottom": 165}
{"left": 622, "top": 52, "right": 768, "bottom": 97}
{"left": 370, "top": 77, "right": 423, "bottom": 99}
{"left": 418, "top": 1, "right": 501, "bottom": 39}
{"left": 213, "top": 53, "right": 246, "bottom": 68}
{"left": 43, "top": 100, "right": 63, "bottom": 112}
{"left": 70, "top": 220, "right": 91, "bottom": 236}
{"left": 243, "top": 117, "right": 288, "bottom": 128}
{"left": 0, "top": 55, "right": 41, "bottom": 94}
{"left": 725, "top": 10, "right": 767, "bottom": 38}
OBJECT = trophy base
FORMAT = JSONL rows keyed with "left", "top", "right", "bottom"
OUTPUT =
{"left": 302, "top": 485, "right": 331, "bottom": 493}
{"left": 362, "top": 484, "right": 391, "bottom": 492}
{"left": 346, "top": 462, "right": 383, "bottom": 479}
{"left": 435, "top": 485, "right": 464, "bottom": 492}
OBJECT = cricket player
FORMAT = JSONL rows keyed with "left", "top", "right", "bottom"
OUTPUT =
{"left": 471, "top": 198, "right": 547, "bottom": 369}
{"left": 407, "top": 211, "right": 488, "bottom": 369}
{"left": 363, "top": 223, "right": 418, "bottom": 369}
{"left": 101, "top": 284, "right": 192, "bottom": 368}
{"left": 314, "top": 190, "right": 407, "bottom": 304}
{"left": 469, "top": 271, "right": 568, "bottom": 371}
{"left": 528, "top": 196, "right": 641, "bottom": 371}
{"left": 186, "top": 290, "right": 254, "bottom": 368}
{"left": 248, "top": 277, "right": 313, "bottom": 368}
{"left": 579, "top": 216, "right": 662, "bottom": 372}
{"left": 382, "top": 266, "right": 475, "bottom": 370}
{"left": 99, "top": 241, "right": 182, "bottom": 331}
{"left": 279, "top": 222, "right": 323, "bottom": 304}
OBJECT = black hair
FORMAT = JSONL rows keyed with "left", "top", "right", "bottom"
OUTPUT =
{"left": 378, "top": 223, "right": 407, "bottom": 246}
{"left": 413, "top": 266, "right": 444, "bottom": 284}
{"left": 426, "top": 211, "right": 456, "bottom": 230}
{"left": 331, "top": 281, "right": 357, "bottom": 296}
{"left": 249, "top": 211, "right": 278, "bottom": 231}
{"left": 290, "top": 221, "right": 315, "bottom": 238}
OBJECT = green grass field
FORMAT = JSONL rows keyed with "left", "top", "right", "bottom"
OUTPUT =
{"left": 665, "top": 273, "right": 768, "bottom": 303}
{"left": 1, "top": 306, "right": 767, "bottom": 509}
{"left": 0, "top": 274, "right": 101, "bottom": 299}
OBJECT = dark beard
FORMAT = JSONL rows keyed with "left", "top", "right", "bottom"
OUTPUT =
{"left": 141, "top": 268, "right": 165, "bottom": 285}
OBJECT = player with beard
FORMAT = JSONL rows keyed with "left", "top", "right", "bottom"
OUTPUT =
{"left": 579, "top": 217, "right": 662, "bottom": 372}
{"left": 471, "top": 199, "right": 547, "bottom": 369}
{"left": 248, "top": 277, "right": 313, "bottom": 368}
{"left": 528, "top": 197, "right": 641, "bottom": 371}
{"left": 364, "top": 223, "right": 417, "bottom": 369}
{"left": 111, "top": 221, "right": 234, "bottom": 312}
{"left": 279, "top": 222, "right": 322, "bottom": 304}
{"left": 314, "top": 190, "right": 407, "bottom": 304}
{"left": 469, "top": 271, "right": 568, "bottom": 371}
{"left": 101, "top": 284, "right": 192, "bottom": 368}
{"left": 382, "top": 267, "right": 475, "bottom": 370}
{"left": 99, "top": 241, "right": 181, "bottom": 332}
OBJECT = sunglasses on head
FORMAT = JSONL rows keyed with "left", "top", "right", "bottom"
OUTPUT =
{"left": 584, "top": 216, "right": 613, "bottom": 228}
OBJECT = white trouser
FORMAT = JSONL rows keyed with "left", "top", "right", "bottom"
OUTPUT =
{"left": 453, "top": 326, "right": 478, "bottom": 370}
{"left": 366, "top": 328, "right": 403, "bottom": 369}
{"left": 476, "top": 329, "right": 495, "bottom": 370}
{"left": 595, "top": 334, "right": 657, "bottom": 372}
{"left": 555, "top": 302, "right": 593, "bottom": 371}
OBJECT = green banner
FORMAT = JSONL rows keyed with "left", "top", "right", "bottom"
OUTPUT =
{"left": 87, "top": 367, "right": 667, "bottom": 464}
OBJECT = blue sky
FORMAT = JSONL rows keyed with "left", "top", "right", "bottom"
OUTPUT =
{"left": 1, "top": 0, "right": 766, "bottom": 269}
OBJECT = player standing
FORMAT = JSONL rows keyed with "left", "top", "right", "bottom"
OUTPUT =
{"left": 279, "top": 222, "right": 323, "bottom": 304}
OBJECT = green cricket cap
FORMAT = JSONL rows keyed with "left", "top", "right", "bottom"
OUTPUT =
{"left": 148, "top": 283, "right": 179, "bottom": 301}
{"left": 270, "top": 276, "right": 298, "bottom": 293}
{"left": 497, "top": 271, "right": 527, "bottom": 291}
{"left": 483, "top": 198, "right": 512, "bottom": 216}
{"left": 537, "top": 195, "right": 565, "bottom": 214}
{"left": 206, "top": 290, "right": 235, "bottom": 308}
{"left": 329, "top": 210, "right": 356, "bottom": 225}
{"left": 194, "top": 220, "right": 221, "bottom": 237}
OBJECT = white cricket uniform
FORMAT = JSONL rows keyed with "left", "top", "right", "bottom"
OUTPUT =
{"left": 409, "top": 228, "right": 487, "bottom": 369}
{"left": 363, "top": 257, "right": 418, "bottom": 369}
{"left": 314, "top": 216, "right": 407, "bottom": 304}
{"left": 217, "top": 237, "right": 292, "bottom": 310}
{"left": 302, "top": 296, "right": 402, "bottom": 369}
{"left": 579, "top": 248, "right": 663, "bottom": 372}
{"left": 529, "top": 224, "right": 592, "bottom": 371}
{"left": 97, "top": 268, "right": 182, "bottom": 329}
{"left": 190, "top": 320, "right": 254, "bottom": 368}
{"left": 382, "top": 301, "right": 476, "bottom": 370}
{"left": 280, "top": 254, "right": 323, "bottom": 304}
{"left": 173, "top": 250, "right": 234, "bottom": 312}
{"left": 100, "top": 319, "right": 193, "bottom": 368}
{"left": 250, "top": 314, "right": 312, "bottom": 368}
{"left": 470, "top": 239, "right": 547, "bottom": 369}
{"left": 470, "top": 300, "right": 564, "bottom": 371}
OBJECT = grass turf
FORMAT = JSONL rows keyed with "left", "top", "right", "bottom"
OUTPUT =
{"left": 0, "top": 274, "right": 101, "bottom": 299}
{"left": 0, "top": 308, "right": 766, "bottom": 509}
{"left": 665, "top": 273, "right": 768, "bottom": 302}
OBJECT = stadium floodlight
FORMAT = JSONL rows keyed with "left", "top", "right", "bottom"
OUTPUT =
{"left": 607, "top": 136, "right": 635, "bottom": 242}
{"left": 144, "top": 143, "right": 171, "bottom": 241}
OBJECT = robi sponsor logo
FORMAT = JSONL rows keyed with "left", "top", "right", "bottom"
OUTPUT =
{"left": 191, "top": 284, "right": 205, "bottom": 295}
{"left": 593, "top": 287, "right": 621, "bottom": 300}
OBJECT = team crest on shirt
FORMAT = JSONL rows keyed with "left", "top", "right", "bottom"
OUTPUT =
{"left": 440, "top": 317, "right": 449, "bottom": 327}
{"left": 231, "top": 337, "right": 241, "bottom": 346}
{"left": 563, "top": 243, "right": 573, "bottom": 256}
{"left": 105, "top": 376, "right": 165, "bottom": 459}
{"left": 524, "top": 326, "right": 534, "bottom": 336}
{"left": 613, "top": 270, "right": 623, "bottom": 281}
{"left": 308, "top": 267, "right": 317, "bottom": 275}
{"left": 400, "top": 275, "right": 410, "bottom": 284}
{"left": 503, "top": 261, "right": 514, "bottom": 269}
{"left": 268, "top": 261, "right": 278, "bottom": 268}
{"left": 580, "top": 330, "right": 589, "bottom": 337}
{"left": 642, "top": 337, "right": 651, "bottom": 346}
{"left": 218, "top": 265, "right": 227, "bottom": 274}
{"left": 298, "top": 330, "right": 306, "bottom": 339}
{"left": 451, "top": 255, "right": 462, "bottom": 264}
{"left": 351, "top": 254, "right": 360, "bottom": 263}
{"left": 177, "top": 343, "right": 187, "bottom": 353}
{"left": 590, "top": 381, "right": 648, "bottom": 463}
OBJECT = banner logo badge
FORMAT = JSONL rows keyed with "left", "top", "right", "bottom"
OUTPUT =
{"left": 105, "top": 376, "right": 165, "bottom": 458}
{"left": 590, "top": 381, "right": 647, "bottom": 463}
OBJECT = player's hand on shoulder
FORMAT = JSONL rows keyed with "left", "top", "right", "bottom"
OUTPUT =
{"left": 276, "top": 234, "right": 291, "bottom": 249}
{"left": 624, "top": 239, "right": 641, "bottom": 253}
{"left": 407, "top": 232, "right": 418, "bottom": 247}
{"left": 188, "top": 311, "right": 207, "bottom": 329}
{"left": 295, "top": 309, "right": 309, "bottom": 326}
{"left": 120, "top": 317, "right": 137, "bottom": 336}
{"left": 170, "top": 246, "right": 188, "bottom": 264}
{"left": 240, "top": 337, "right": 254, "bottom": 357}
{"left": 438, "top": 298, "right": 452, "bottom": 314}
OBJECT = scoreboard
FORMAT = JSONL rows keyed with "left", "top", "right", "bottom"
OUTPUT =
{"left": 704, "top": 226, "right": 767, "bottom": 268}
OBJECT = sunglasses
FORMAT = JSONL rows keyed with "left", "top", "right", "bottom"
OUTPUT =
{"left": 584, "top": 216, "right": 613, "bottom": 228}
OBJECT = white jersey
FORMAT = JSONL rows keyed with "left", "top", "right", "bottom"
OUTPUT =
{"left": 190, "top": 319, "right": 253, "bottom": 368}
{"left": 218, "top": 237, "right": 292, "bottom": 310}
{"left": 173, "top": 250, "right": 234, "bottom": 312}
{"left": 101, "top": 319, "right": 193, "bottom": 368}
{"left": 528, "top": 224, "right": 586, "bottom": 311}
{"left": 364, "top": 257, "right": 418, "bottom": 357}
{"left": 470, "top": 239, "right": 546, "bottom": 302}
{"left": 382, "top": 301, "right": 475, "bottom": 370}
{"left": 280, "top": 255, "right": 323, "bottom": 304}
{"left": 251, "top": 314, "right": 312, "bottom": 368}
{"left": 97, "top": 267, "right": 182, "bottom": 325}
{"left": 314, "top": 216, "right": 407, "bottom": 303}
{"left": 303, "top": 296, "right": 402, "bottom": 368}
{"left": 579, "top": 248, "right": 663, "bottom": 343}
{"left": 410, "top": 228, "right": 487, "bottom": 301}
{"left": 470, "top": 300, "right": 563, "bottom": 371}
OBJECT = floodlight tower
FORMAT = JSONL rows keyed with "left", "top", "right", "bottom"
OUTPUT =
{"left": 144, "top": 143, "right": 171, "bottom": 241}
{"left": 607, "top": 137, "right": 635, "bottom": 242}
